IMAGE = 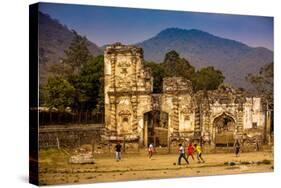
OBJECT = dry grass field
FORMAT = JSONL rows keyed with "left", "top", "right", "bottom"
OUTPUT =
{"left": 38, "top": 148, "right": 273, "bottom": 185}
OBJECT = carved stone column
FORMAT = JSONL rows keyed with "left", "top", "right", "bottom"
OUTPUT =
{"left": 130, "top": 95, "right": 138, "bottom": 134}
{"left": 172, "top": 97, "right": 179, "bottom": 136}
{"left": 109, "top": 96, "right": 117, "bottom": 136}
{"left": 131, "top": 56, "right": 137, "bottom": 91}
{"left": 236, "top": 102, "right": 244, "bottom": 140}
{"left": 110, "top": 55, "right": 116, "bottom": 90}
{"left": 202, "top": 110, "right": 212, "bottom": 145}
{"left": 194, "top": 105, "right": 201, "bottom": 138}
{"left": 204, "top": 110, "right": 211, "bottom": 133}
{"left": 205, "top": 111, "right": 211, "bottom": 133}
{"left": 265, "top": 110, "right": 272, "bottom": 144}
{"left": 110, "top": 55, "right": 117, "bottom": 138}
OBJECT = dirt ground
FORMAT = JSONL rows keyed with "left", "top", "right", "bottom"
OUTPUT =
{"left": 38, "top": 149, "right": 273, "bottom": 185}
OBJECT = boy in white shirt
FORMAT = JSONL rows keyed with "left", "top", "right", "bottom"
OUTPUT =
{"left": 178, "top": 143, "right": 189, "bottom": 165}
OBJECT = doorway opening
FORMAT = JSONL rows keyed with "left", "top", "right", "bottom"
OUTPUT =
{"left": 143, "top": 111, "right": 168, "bottom": 147}
{"left": 213, "top": 113, "right": 236, "bottom": 147}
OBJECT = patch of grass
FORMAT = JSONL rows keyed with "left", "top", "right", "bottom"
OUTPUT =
{"left": 39, "top": 182, "right": 47, "bottom": 186}
{"left": 241, "top": 161, "right": 251, "bottom": 165}
{"left": 225, "top": 166, "right": 240, "bottom": 170}
{"left": 39, "top": 148, "right": 69, "bottom": 166}
{"left": 39, "top": 148, "right": 63, "bottom": 158}
{"left": 262, "top": 159, "right": 271, "bottom": 165}
{"left": 87, "top": 176, "right": 96, "bottom": 179}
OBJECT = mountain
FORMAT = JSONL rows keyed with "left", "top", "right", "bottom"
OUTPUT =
{"left": 137, "top": 28, "right": 273, "bottom": 88}
{"left": 38, "top": 15, "right": 272, "bottom": 90}
{"left": 38, "top": 12, "right": 102, "bottom": 83}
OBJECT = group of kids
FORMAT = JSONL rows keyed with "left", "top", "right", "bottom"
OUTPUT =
{"left": 177, "top": 143, "right": 205, "bottom": 165}
{"left": 115, "top": 141, "right": 205, "bottom": 165}
{"left": 148, "top": 142, "right": 205, "bottom": 165}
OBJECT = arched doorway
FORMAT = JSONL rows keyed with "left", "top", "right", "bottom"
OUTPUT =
{"left": 143, "top": 111, "right": 169, "bottom": 147}
{"left": 213, "top": 113, "right": 236, "bottom": 147}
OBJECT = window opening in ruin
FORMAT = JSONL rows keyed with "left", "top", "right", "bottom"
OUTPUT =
{"left": 123, "top": 117, "right": 128, "bottom": 122}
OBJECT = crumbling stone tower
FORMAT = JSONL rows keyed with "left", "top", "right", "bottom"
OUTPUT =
{"left": 104, "top": 43, "right": 152, "bottom": 143}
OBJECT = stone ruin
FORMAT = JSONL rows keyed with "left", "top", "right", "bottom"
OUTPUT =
{"left": 103, "top": 43, "right": 272, "bottom": 152}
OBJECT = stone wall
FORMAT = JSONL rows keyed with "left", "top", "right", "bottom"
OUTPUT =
{"left": 39, "top": 124, "right": 103, "bottom": 149}
{"left": 197, "top": 85, "right": 268, "bottom": 146}
{"left": 161, "top": 77, "right": 195, "bottom": 140}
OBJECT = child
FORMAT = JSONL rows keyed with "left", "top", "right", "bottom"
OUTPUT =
{"left": 148, "top": 143, "right": 154, "bottom": 159}
{"left": 234, "top": 140, "right": 241, "bottom": 157}
{"left": 186, "top": 143, "right": 195, "bottom": 161}
{"left": 115, "top": 142, "right": 122, "bottom": 161}
{"left": 194, "top": 144, "right": 205, "bottom": 163}
{"left": 178, "top": 144, "right": 189, "bottom": 165}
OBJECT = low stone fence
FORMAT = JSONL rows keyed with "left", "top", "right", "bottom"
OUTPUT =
{"left": 39, "top": 124, "right": 104, "bottom": 149}
{"left": 39, "top": 125, "right": 272, "bottom": 154}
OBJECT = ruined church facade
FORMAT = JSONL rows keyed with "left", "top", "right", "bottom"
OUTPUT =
{"left": 104, "top": 43, "right": 271, "bottom": 149}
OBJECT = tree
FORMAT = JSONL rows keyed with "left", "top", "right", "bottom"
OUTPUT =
{"left": 246, "top": 62, "right": 273, "bottom": 108}
{"left": 47, "top": 60, "right": 72, "bottom": 77}
{"left": 144, "top": 61, "right": 166, "bottom": 93}
{"left": 62, "top": 30, "right": 92, "bottom": 74}
{"left": 76, "top": 55, "right": 104, "bottom": 111}
{"left": 193, "top": 66, "right": 225, "bottom": 91}
{"left": 43, "top": 76, "right": 75, "bottom": 111}
{"left": 144, "top": 51, "right": 224, "bottom": 93}
{"left": 162, "top": 50, "right": 195, "bottom": 80}
{"left": 63, "top": 55, "right": 104, "bottom": 122}
{"left": 40, "top": 29, "right": 107, "bottom": 124}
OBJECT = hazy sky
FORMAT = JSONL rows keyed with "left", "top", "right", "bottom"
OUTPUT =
{"left": 39, "top": 3, "right": 273, "bottom": 50}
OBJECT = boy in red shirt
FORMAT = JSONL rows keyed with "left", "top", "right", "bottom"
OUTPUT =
{"left": 186, "top": 142, "right": 195, "bottom": 161}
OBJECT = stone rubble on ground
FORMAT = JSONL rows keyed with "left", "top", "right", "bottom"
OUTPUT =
{"left": 69, "top": 151, "right": 95, "bottom": 164}
{"left": 224, "top": 160, "right": 271, "bottom": 166}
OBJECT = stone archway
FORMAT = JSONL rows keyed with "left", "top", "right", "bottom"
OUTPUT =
{"left": 213, "top": 113, "right": 236, "bottom": 147}
{"left": 143, "top": 110, "right": 169, "bottom": 147}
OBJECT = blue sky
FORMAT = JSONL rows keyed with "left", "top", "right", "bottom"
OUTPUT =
{"left": 39, "top": 3, "right": 273, "bottom": 50}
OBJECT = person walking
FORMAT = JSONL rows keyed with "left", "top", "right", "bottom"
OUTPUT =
{"left": 255, "top": 138, "right": 260, "bottom": 151}
{"left": 234, "top": 140, "right": 241, "bottom": 157}
{"left": 178, "top": 144, "right": 189, "bottom": 165}
{"left": 194, "top": 144, "right": 205, "bottom": 163}
{"left": 115, "top": 142, "right": 122, "bottom": 161}
{"left": 148, "top": 143, "right": 155, "bottom": 159}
